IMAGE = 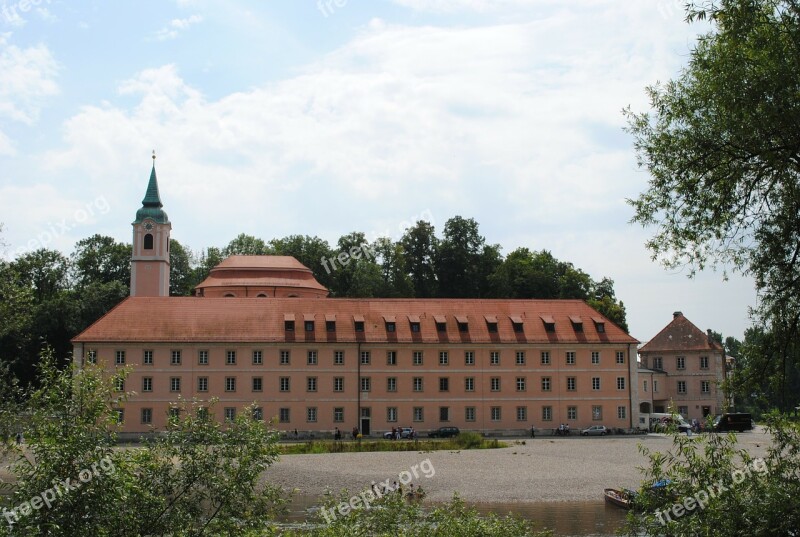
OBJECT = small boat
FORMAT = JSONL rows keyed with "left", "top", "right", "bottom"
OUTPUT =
{"left": 604, "top": 488, "right": 633, "bottom": 509}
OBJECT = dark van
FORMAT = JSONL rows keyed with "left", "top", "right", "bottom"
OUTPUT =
{"left": 713, "top": 413, "right": 753, "bottom": 432}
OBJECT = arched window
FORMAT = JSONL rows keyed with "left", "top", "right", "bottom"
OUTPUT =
{"left": 144, "top": 233, "right": 154, "bottom": 250}
{"left": 224, "top": 293, "right": 236, "bottom": 298}
{"left": 256, "top": 293, "right": 268, "bottom": 298}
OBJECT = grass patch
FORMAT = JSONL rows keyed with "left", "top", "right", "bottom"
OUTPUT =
{"left": 278, "top": 435, "right": 506, "bottom": 455}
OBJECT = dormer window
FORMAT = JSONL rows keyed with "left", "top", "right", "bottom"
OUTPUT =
{"left": 540, "top": 315, "right": 556, "bottom": 333}
{"left": 408, "top": 315, "right": 421, "bottom": 333}
{"left": 434, "top": 315, "right": 447, "bottom": 332}
{"left": 305, "top": 321, "right": 314, "bottom": 332}
{"left": 386, "top": 322, "right": 396, "bottom": 332}
{"left": 325, "top": 314, "right": 336, "bottom": 332}
{"left": 354, "top": 315, "right": 365, "bottom": 332}
{"left": 284, "top": 313, "right": 295, "bottom": 332}
{"left": 383, "top": 315, "right": 396, "bottom": 333}
{"left": 456, "top": 316, "right": 469, "bottom": 332}
{"left": 484, "top": 315, "right": 498, "bottom": 333}
{"left": 569, "top": 316, "right": 583, "bottom": 332}
{"left": 592, "top": 317, "right": 606, "bottom": 333}
{"left": 510, "top": 315, "right": 524, "bottom": 333}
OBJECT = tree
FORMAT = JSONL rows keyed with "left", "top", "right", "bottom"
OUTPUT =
{"left": 10, "top": 249, "right": 69, "bottom": 302}
{"left": 399, "top": 221, "right": 439, "bottom": 298}
{"left": 0, "top": 350, "right": 285, "bottom": 536}
{"left": 270, "top": 235, "right": 335, "bottom": 290}
{"left": 625, "top": 1, "right": 800, "bottom": 392}
{"left": 70, "top": 235, "right": 131, "bottom": 289}
{"left": 221, "top": 233, "right": 273, "bottom": 257}
{"left": 372, "top": 237, "right": 414, "bottom": 298}
{"left": 436, "top": 217, "right": 498, "bottom": 298}
{"left": 169, "top": 239, "right": 196, "bottom": 296}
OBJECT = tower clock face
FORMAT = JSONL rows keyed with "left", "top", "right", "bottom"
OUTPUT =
{"left": 144, "top": 221, "right": 154, "bottom": 231}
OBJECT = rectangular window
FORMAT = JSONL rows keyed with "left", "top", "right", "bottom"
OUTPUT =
{"left": 436, "top": 320, "right": 446, "bottom": 332}
{"left": 654, "top": 380, "right": 659, "bottom": 392}
{"left": 439, "top": 377, "right": 449, "bottom": 391}
{"left": 566, "top": 351, "right": 575, "bottom": 365}
{"left": 465, "top": 377, "right": 475, "bottom": 391}
{"left": 516, "top": 406, "right": 527, "bottom": 421}
{"left": 280, "top": 377, "right": 290, "bottom": 392}
{"left": 387, "top": 377, "right": 397, "bottom": 392}
{"left": 591, "top": 351, "right": 600, "bottom": 364}
{"left": 305, "top": 320, "right": 314, "bottom": 332}
{"left": 199, "top": 407, "right": 209, "bottom": 420}
{"left": 143, "top": 350, "right": 153, "bottom": 365}
{"left": 592, "top": 405, "right": 603, "bottom": 420}
{"left": 701, "top": 380, "right": 710, "bottom": 394}
{"left": 643, "top": 380, "right": 648, "bottom": 392}
{"left": 307, "top": 407, "right": 317, "bottom": 422}
{"left": 385, "top": 321, "right": 396, "bottom": 332}
{"left": 169, "top": 407, "right": 180, "bottom": 420}
{"left": 541, "top": 351, "right": 550, "bottom": 365}
{"left": 465, "top": 407, "right": 476, "bottom": 421}
{"left": 225, "top": 377, "right": 236, "bottom": 392}
{"left": 198, "top": 350, "right": 209, "bottom": 365}
{"left": 115, "top": 350, "right": 125, "bottom": 365}
{"left": 413, "top": 377, "right": 423, "bottom": 392}
{"left": 413, "top": 407, "right": 424, "bottom": 422}
{"left": 354, "top": 320, "right": 364, "bottom": 332}
{"left": 617, "top": 406, "right": 627, "bottom": 419}
{"left": 413, "top": 351, "right": 423, "bottom": 366}
{"left": 541, "top": 377, "right": 551, "bottom": 392}
{"left": 326, "top": 320, "right": 336, "bottom": 332}
{"left": 487, "top": 321, "right": 498, "bottom": 333}
{"left": 458, "top": 320, "right": 468, "bottom": 332}
{"left": 679, "top": 405, "right": 689, "bottom": 416}
{"left": 616, "top": 351, "right": 625, "bottom": 364}
{"left": 280, "top": 350, "right": 290, "bottom": 365}
{"left": 464, "top": 351, "right": 475, "bottom": 365}
{"left": 566, "top": 377, "right": 576, "bottom": 391}
{"left": 252, "top": 377, "right": 263, "bottom": 392}
{"left": 252, "top": 350, "right": 263, "bottom": 365}
{"left": 225, "top": 350, "right": 236, "bottom": 365}
{"left": 491, "top": 407, "right": 501, "bottom": 421}
{"left": 491, "top": 377, "right": 501, "bottom": 391}
{"left": 141, "top": 408, "right": 152, "bottom": 424}
{"left": 360, "top": 377, "right": 371, "bottom": 392}
{"left": 170, "top": 377, "right": 181, "bottom": 392}
{"left": 224, "top": 407, "right": 236, "bottom": 421}
{"left": 567, "top": 406, "right": 577, "bottom": 420}
{"left": 439, "top": 406, "right": 450, "bottom": 422}
{"left": 285, "top": 320, "right": 295, "bottom": 331}
{"left": 677, "top": 356, "right": 686, "bottom": 370}
{"left": 86, "top": 350, "right": 97, "bottom": 365}
{"left": 542, "top": 406, "right": 553, "bottom": 421}
{"left": 617, "top": 377, "right": 626, "bottom": 390}
{"left": 516, "top": 377, "right": 526, "bottom": 391}
{"left": 512, "top": 321, "right": 524, "bottom": 333}
{"left": 677, "top": 380, "right": 687, "bottom": 394}
{"left": 170, "top": 350, "right": 181, "bottom": 365}
{"left": 516, "top": 351, "right": 526, "bottom": 365}
{"left": 490, "top": 351, "right": 500, "bottom": 365}
{"left": 333, "top": 377, "right": 344, "bottom": 392}
{"left": 142, "top": 377, "right": 153, "bottom": 392}
{"left": 410, "top": 321, "right": 420, "bottom": 332}
{"left": 700, "top": 356, "right": 709, "bottom": 369}
{"left": 387, "top": 407, "right": 398, "bottom": 422}
{"left": 360, "top": 351, "right": 371, "bottom": 365}
{"left": 592, "top": 377, "right": 601, "bottom": 390}
{"left": 279, "top": 408, "right": 289, "bottom": 423}
{"left": 387, "top": 351, "right": 397, "bottom": 365}
{"left": 114, "top": 378, "right": 125, "bottom": 392}
{"left": 653, "top": 356, "right": 663, "bottom": 370}
{"left": 307, "top": 350, "right": 318, "bottom": 365}
{"left": 334, "top": 407, "right": 344, "bottom": 422}
{"left": 334, "top": 350, "right": 344, "bottom": 365}
{"left": 439, "top": 351, "right": 449, "bottom": 365}
{"left": 197, "top": 376, "right": 208, "bottom": 392}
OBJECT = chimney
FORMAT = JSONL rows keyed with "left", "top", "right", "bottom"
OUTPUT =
{"left": 673, "top": 311, "right": 683, "bottom": 318}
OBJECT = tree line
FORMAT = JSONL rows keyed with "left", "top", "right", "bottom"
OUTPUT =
{"left": 0, "top": 216, "right": 628, "bottom": 387}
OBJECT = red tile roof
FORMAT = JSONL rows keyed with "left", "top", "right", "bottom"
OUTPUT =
{"left": 213, "top": 255, "right": 310, "bottom": 270}
{"left": 195, "top": 255, "right": 328, "bottom": 293}
{"left": 73, "top": 298, "right": 638, "bottom": 345}
{"left": 639, "top": 312, "right": 723, "bottom": 353}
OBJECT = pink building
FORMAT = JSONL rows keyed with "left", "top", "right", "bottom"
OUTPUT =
{"left": 72, "top": 161, "right": 641, "bottom": 438}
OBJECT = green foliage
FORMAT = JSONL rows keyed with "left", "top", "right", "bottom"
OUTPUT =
{"left": 278, "top": 437, "right": 506, "bottom": 455}
{"left": 289, "top": 491, "right": 550, "bottom": 537}
{"left": 626, "top": 0, "right": 800, "bottom": 385}
{"left": 0, "top": 352, "right": 284, "bottom": 536}
{"left": 621, "top": 414, "right": 800, "bottom": 536}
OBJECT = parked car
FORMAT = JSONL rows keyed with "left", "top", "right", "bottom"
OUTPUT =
{"left": 428, "top": 426, "right": 460, "bottom": 438}
{"left": 581, "top": 425, "right": 608, "bottom": 436}
{"left": 383, "top": 427, "right": 415, "bottom": 439}
{"left": 713, "top": 413, "right": 753, "bottom": 432}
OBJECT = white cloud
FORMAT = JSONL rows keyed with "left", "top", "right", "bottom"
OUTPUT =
{"left": 153, "top": 14, "right": 203, "bottom": 41}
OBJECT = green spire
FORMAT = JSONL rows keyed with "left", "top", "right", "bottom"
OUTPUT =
{"left": 134, "top": 152, "right": 170, "bottom": 224}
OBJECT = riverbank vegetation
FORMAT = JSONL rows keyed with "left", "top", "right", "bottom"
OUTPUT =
{"left": 278, "top": 432, "right": 504, "bottom": 455}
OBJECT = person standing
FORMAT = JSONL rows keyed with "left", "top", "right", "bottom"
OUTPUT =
{"left": 530, "top": 425, "right": 535, "bottom": 438}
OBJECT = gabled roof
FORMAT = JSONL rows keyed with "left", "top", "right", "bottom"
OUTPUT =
{"left": 639, "top": 312, "right": 723, "bottom": 353}
{"left": 73, "top": 298, "right": 639, "bottom": 345}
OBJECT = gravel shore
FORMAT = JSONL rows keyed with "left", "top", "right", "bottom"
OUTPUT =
{"left": 265, "top": 429, "right": 771, "bottom": 503}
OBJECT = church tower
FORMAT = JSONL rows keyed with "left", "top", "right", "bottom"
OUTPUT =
{"left": 130, "top": 153, "right": 171, "bottom": 296}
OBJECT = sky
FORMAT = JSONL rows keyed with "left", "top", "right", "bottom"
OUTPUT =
{"left": 0, "top": 0, "right": 758, "bottom": 344}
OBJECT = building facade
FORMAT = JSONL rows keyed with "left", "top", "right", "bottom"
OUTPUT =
{"left": 637, "top": 311, "right": 727, "bottom": 423}
{"left": 72, "top": 162, "right": 641, "bottom": 437}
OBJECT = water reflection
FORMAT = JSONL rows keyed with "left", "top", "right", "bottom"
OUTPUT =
{"left": 283, "top": 493, "right": 628, "bottom": 537}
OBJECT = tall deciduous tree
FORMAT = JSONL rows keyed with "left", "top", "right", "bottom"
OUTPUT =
{"left": 625, "top": 1, "right": 800, "bottom": 394}
{"left": 70, "top": 234, "right": 131, "bottom": 289}
{"left": 400, "top": 221, "right": 439, "bottom": 298}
